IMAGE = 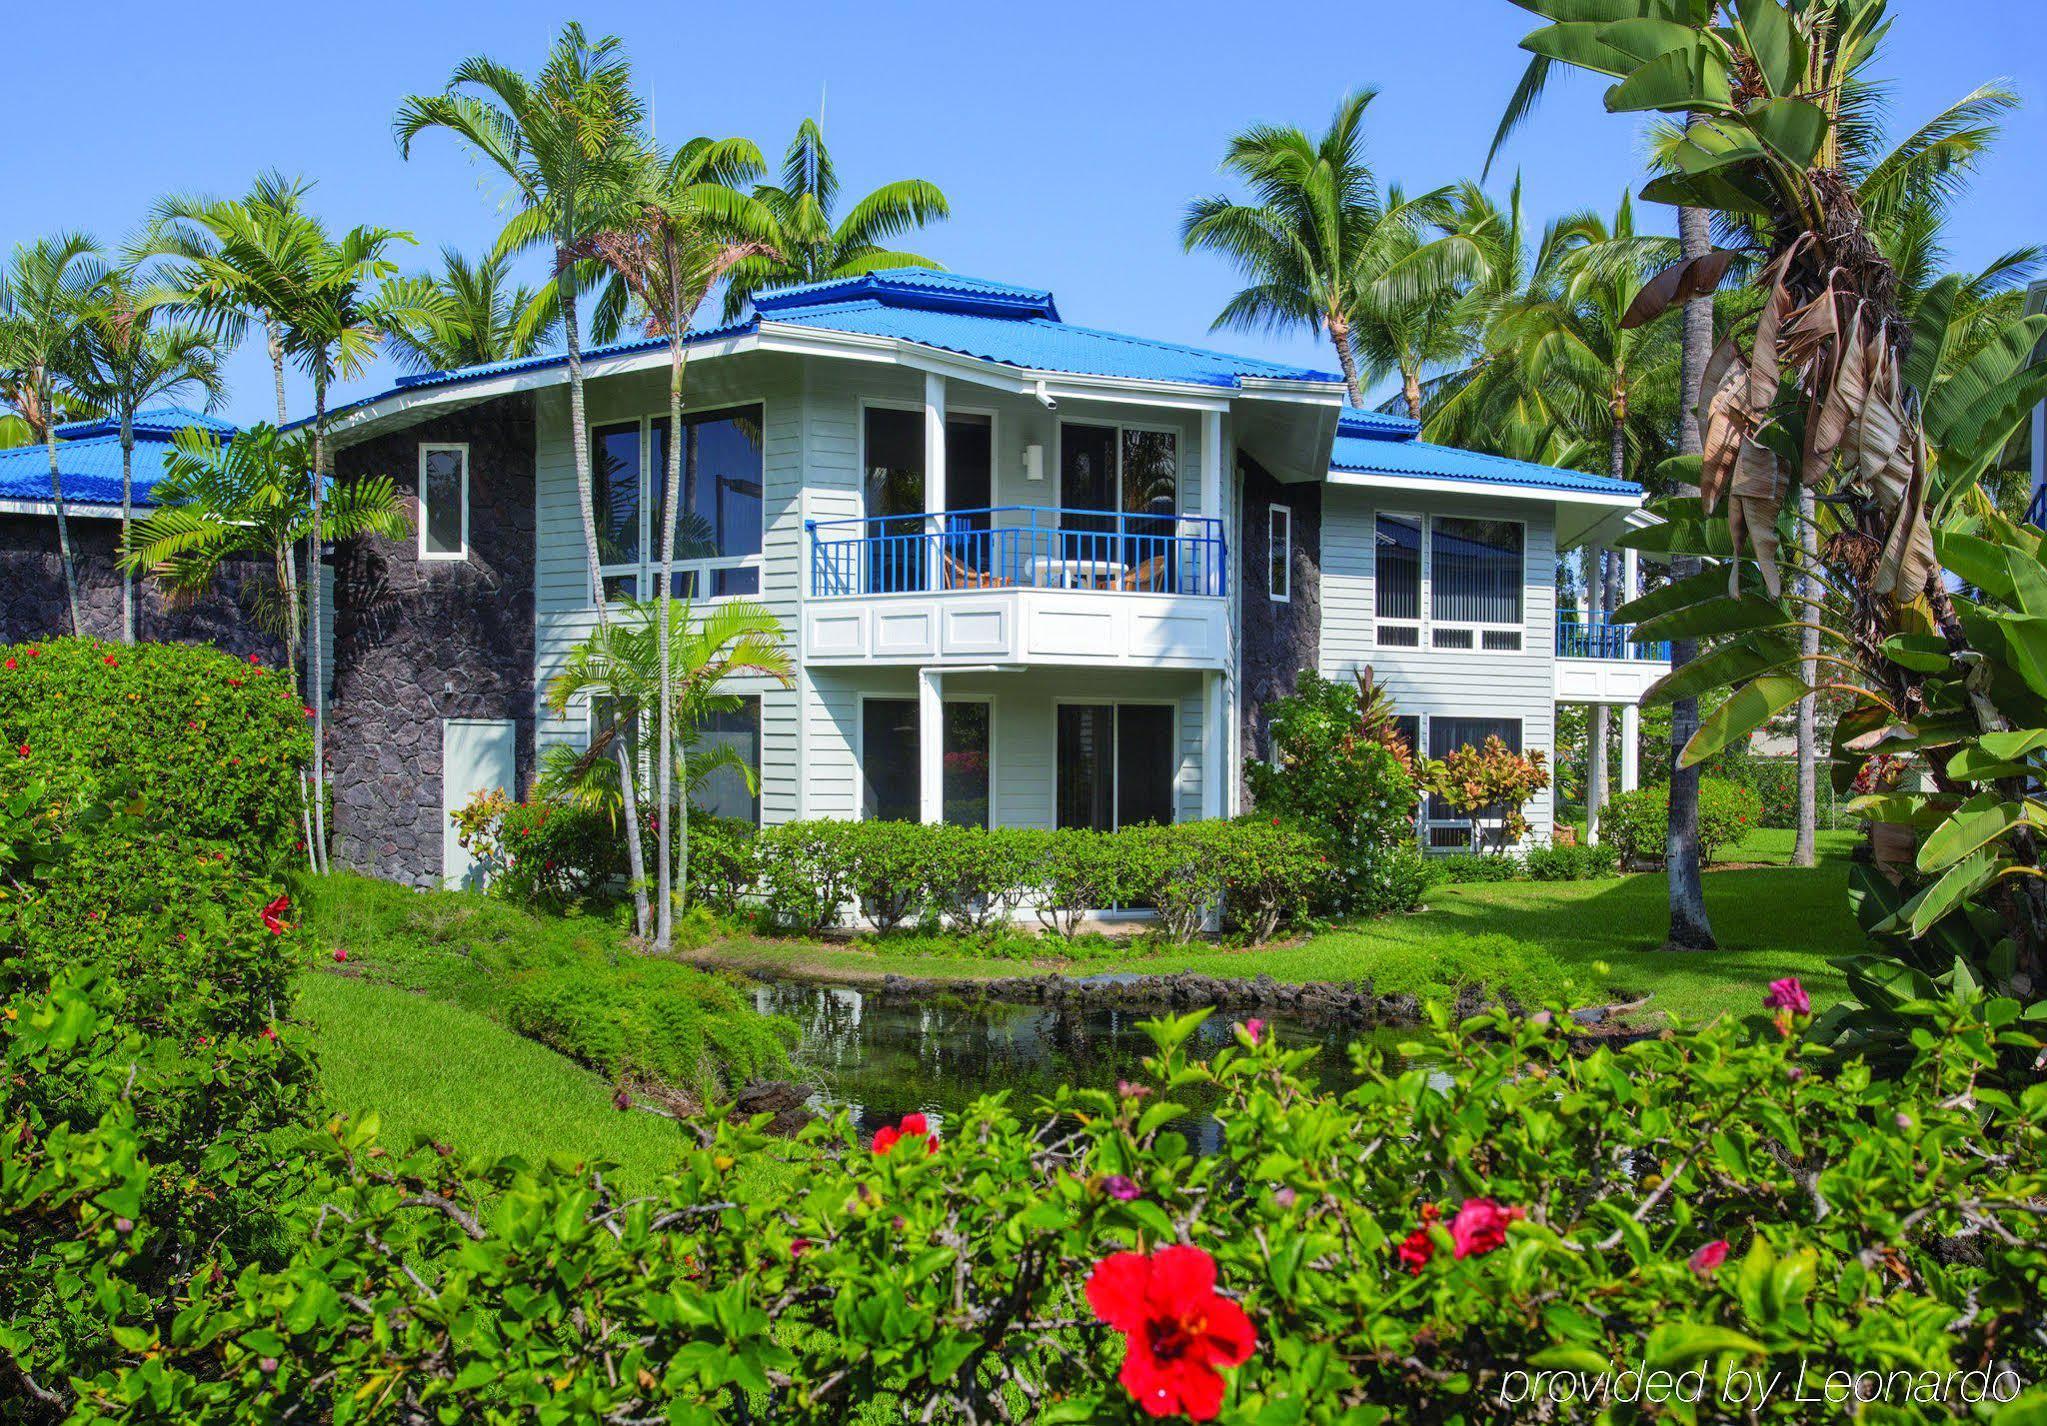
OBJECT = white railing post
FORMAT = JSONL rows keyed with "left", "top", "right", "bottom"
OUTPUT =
{"left": 925, "top": 372, "right": 947, "bottom": 591}
{"left": 918, "top": 667, "right": 945, "bottom": 825}
{"left": 1200, "top": 410, "right": 1223, "bottom": 595}
{"left": 1621, "top": 703, "right": 1641, "bottom": 793}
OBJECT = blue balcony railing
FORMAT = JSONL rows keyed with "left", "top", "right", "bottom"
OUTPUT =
{"left": 1556, "top": 616, "right": 1671, "bottom": 662}
{"left": 2027, "top": 484, "right": 2046, "bottom": 530}
{"left": 806, "top": 505, "right": 1229, "bottom": 599}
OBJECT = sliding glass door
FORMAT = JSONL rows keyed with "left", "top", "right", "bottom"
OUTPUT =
{"left": 1056, "top": 704, "right": 1175, "bottom": 831}
{"left": 860, "top": 698, "right": 993, "bottom": 827}
{"left": 863, "top": 407, "right": 996, "bottom": 592}
{"left": 1058, "top": 425, "right": 1179, "bottom": 587}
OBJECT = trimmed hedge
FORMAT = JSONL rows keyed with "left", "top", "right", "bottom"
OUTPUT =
{"left": 1603, "top": 777, "right": 1763, "bottom": 868}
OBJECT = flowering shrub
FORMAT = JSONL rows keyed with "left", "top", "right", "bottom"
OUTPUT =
{"left": 1246, "top": 672, "right": 1423, "bottom": 917}
{"left": 27, "top": 985, "right": 2045, "bottom": 1422}
{"left": 451, "top": 788, "right": 628, "bottom": 906}
{"left": 1421, "top": 736, "right": 1552, "bottom": 855}
{"left": 1602, "top": 777, "right": 1763, "bottom": 868}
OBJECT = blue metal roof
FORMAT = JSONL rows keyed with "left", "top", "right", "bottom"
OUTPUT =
{"left": 322, "top": 269, "right": 1344, "bottom": 426}
{"left": 0, "top": 408, "right": 238, "bottom": 510}
{"left": 1332, "top": 413, "right": 1642, "bottom": 496}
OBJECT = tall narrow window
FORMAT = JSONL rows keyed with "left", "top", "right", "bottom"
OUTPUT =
{"left": 942, "top": 701, "right": 992, "bottom": 828}
{"left": 863, "top": 406, "right": 927, "bottom": 594}
{"left": 591, "top": 422, "right": 643, "bottom": 598}
{"left": 1375, "top": 513, "right": 1422, "bottom": 646}
{"left": 419, "top": 444, "right": 468, "bottom": 560}
{"left": 860, "top": 698, "right": 993, "bottom": 826}
{"left": 1268, "top": 505, "right": 1292, "bottom": 602}
{"left": 692, "top": 696, "right": 762, "bottom": 825}
{"left": 1426, "top": 716, "right": 1523, "bottom": 847}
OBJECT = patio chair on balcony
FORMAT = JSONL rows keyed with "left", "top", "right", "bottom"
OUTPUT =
{"left": 942, "top": 551, "right": 1012, "bottom": 591}
{"left": 1119, "top": 554, "right": 1171, "bottom": 592}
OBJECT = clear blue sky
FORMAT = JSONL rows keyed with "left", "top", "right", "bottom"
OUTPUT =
{"left": 9, "top": 1, "right": 2043, "bottom": 422}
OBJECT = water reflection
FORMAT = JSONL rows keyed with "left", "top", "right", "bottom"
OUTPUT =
{"left": 751, "top": 980, "right": 1413, "bottom": 1152}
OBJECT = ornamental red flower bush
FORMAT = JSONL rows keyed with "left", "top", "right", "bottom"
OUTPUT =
{"left": 871, "top": 1111, "right": 937, "bottom": 1155}
{"left": 260, "top": 895, "right": 292, "bottom": 935}
{"left": 1448, "top": 1197, "right": 1524, "bottom": 1259}
{"left": 1086, "top": 1245, "right": 1256, "bottom": 1420}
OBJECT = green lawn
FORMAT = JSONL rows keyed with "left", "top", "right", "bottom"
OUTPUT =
{"left": 298, "top": 971, "right": 698, "bottom": 1193}
{"left": 682, "top": 829, "right": 1866, "bottom": 1022}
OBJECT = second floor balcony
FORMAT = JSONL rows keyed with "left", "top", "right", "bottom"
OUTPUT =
{"left": 1555, "top": 616, "right": 1671, "bottom": 662}
{"left": 807, "top": 506, "right": 1229, "bottom": 599}
{"left": 802, "top": 505, "right": 1231, "bottom": 671}
{"left": 1554, "top": 614, "right": 1671, "bottom": 706}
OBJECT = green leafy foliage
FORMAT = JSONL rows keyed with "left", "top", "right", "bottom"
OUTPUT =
{"left": 1524, "top": 841, "right": 1622, "bottom": 882}
{"left": 1602, "top": 778, "right": 1763, "bottom": 868}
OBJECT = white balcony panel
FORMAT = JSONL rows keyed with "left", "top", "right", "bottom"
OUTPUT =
{"left": 804, "top": 588, "right": 1226, "bottom": 669}
{"left": 1555, "top": 655, "right": 1670, "bottom": 705}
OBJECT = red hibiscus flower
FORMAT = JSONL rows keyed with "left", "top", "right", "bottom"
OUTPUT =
{"left": 1086, "top": 1245, "right": 1256, "bottom": 1421}
{"left": 103, "top": 655, "right": 118, "bottom": 667}
{"left": 1448, "top": 1198, "right": 1524, "bottom": 1260}
{"left": 15, "top": 744, "right": 26, "bottom": 759}
{"left": 260, "top": 894, "right": 291, "bottom": 935}
{"left": 25, "top": 648, "right": 39, "bottom": 658}
{"left": 1396, "top": 1228, "right": 1435, "bottom": 1275}
{"left": 1689, "top": 1239, "right": 1730, "bottom": 1275}
{"left": 3, "top": 658, "right": 14, "bottom": 670}
{"left": 247, "top": 654, "right": 261, "bottom": 666}
{"left": 871, "top": 1111, "right": 938, "bottom": 1155}
{"left": 1763, "top": 976, "right": 1809, "bottom": 1016}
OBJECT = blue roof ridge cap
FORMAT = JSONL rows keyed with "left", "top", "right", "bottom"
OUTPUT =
{"left": 753, "top": 270, "right": 1060, "bottom": 322}
{"left": 1017, "top": 315, "right": 1343, "bottom": 383}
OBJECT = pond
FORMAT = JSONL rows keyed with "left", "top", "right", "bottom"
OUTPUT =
{"left": 751, "top": 978, "right": 1420, "bottom": 1153}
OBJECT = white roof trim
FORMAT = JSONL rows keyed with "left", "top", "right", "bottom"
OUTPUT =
{"left": 1327, "top": 468, "right": 1644, "bottom": 507}
{"left": 0, "top": 498, "right": 122, "bottom": 519}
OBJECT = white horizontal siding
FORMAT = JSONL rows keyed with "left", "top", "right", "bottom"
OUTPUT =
{"left": 1319, "top": 484, "right": 1559, "bottom": 843}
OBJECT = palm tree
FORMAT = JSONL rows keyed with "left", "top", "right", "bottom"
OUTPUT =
{"left": 583, "top": 135, "right": 778, "bottom": 949}
{"left": 73, "top": 265, "right": 227, "bottom": 641}
{"left": 1181, "top": 91, "right": 1481, "bottom": 409}
{"left": 122, "top": 423, "right": 408, "bottom": 670}
{"left": 0, "top": 234, "right": 108, "bottom": 634}
{"left": 380, "top": 246, "right": 562, "bottom": 375}
{"left": 395, "top": 22, "right": 645, "bottom": 634}
{"left": 718, "top": 117, "right": 949, "bottom": 319}
{"left": 284, "top": 222, "right": 424, "bottom": 875}
{"left": 542, "top": 595, "right": 791, "bottom": 910}
{"left": 147, "top": 173, "right": 322, "bottom": 427}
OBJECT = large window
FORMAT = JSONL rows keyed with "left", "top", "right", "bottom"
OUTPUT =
{"left": 590, "top": 405, "right": 764, "bottom": 602}
{"left": 692, "top": 697, "right": 762, "bottom": 825}
{"left": 860, "top": 697, "right": 993, "bottom": 827}
{"left": 1059, "top": 423, "right": 1179, "bottom": 583}
{"left": 1373, "top": 513, "right": 1523, "bottom": 651}
{"left": 418, "top": 444, "right": 468, "bottom": 560}
{"left": 1425, "top": 716, "right": 1523, "bottom": 848}
{"left": 861, "top": 406, "right": 995, "bottom": 592}
{"left": 1056, "top": 703, "right": 1175, "bottom": 832}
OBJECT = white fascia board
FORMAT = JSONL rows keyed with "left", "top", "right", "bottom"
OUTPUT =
{"left": 1327, "top": 467, "right": 1644, "bottom": 509}
{"left": 0, "top": 498, "right": 119, "bottom": 519}
{"left": 1235, "top": 376, "right": 1351, "bottom": 404}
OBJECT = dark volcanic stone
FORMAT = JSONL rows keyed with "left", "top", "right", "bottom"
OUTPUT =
{"left": 1237, "top": 452, "right": 1322, "bottom": 803}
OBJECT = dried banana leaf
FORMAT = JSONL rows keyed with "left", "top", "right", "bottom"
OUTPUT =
{"left": 1731, "top": 437, "right": 1787, "bottom": 597}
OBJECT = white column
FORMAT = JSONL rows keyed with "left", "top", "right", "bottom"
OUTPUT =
{"left": 918, "top": 667, "right": 944, "bottom": 825}
{"left": 1587, "top": 704, "right": 1610, "bottom": 845}
{"left": 1202, "top": 669, "right": 1226, "bottom": 821}
{"left": 1622, "top": 545, "right": 1641, "bottom": 607}
{"left": 1584, "top": 543, "right": 1605, "bottom": 619}
{"left": 1200, "top": 408, "right": 1223, "bottom": 593}
{"left": 924, "top": 371, "right": 947, "bottom": 591}
{"left": 1621, "top": 703, "right": 1641, "bottom": 793}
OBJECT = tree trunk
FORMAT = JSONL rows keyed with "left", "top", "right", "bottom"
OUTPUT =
{"left": 268, "top": 322, "right": 315, "bottom": 873}
{"left": 42, "top": 379, "right": 83, "bottom": 636}
{"left": 1403, "top": 368, "right": 1423, "bottom": 422}
{"left": 308, "top": 369, "right": 331, "bottom": 876}
{"left": 1665, "top": 203, "right": 1717, "bottom": 950}
{"left": 1793, "top": 480, "right": 1819, "bottom": 867}
{"left": 267, "top": 321, "right": 290, "bottom": 426}
{"left": 120, "top": 411, "right": 136, "bottom": 643}
{"left": 656, "top": 307, "right": 685, "bottom": 952}
{"left": 1326, "top": 312, "right": 1365, "bottom": 409}
{"left": 562, "top": 256, "right": 651, "bottom": 939}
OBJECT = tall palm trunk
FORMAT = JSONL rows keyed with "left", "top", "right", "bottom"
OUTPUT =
{"left": 561, "top": 250, "right": 652, "bottom": 939}
{"left": 268, "top": 322, "right": 314, "bottom": 872}
{"left": 41, "top": 381, "right": 83, "bottom": 636}
{"left": 1326, "top": 311, "right": 1365, "bottom": 408}
{"left": 1793, "top": 481, "right": 1820, "bottom": 867}
{"left": 1402, "top": 368, "right": 1424, "bottom": 421}
{"left": 119, "top": 410, "right": 136, "bottom": 643}
{"left": 266, "top": 320, "right": 290, "bottom": 426}
{"left": 656, "top": 273, "right": 689, "bottom": 950}
{"left": 1666, "top": 203, "right": 1717, "bottom": 950}
{"left": 308, "top": 368, "right": 331, "bottom": 875}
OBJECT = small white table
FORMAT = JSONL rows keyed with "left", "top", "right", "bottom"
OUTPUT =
{"left": 1030, "top": 555, "right": 1128, "bottom": 590}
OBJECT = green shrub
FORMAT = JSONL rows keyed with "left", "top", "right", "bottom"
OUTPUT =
{"left": 684, "top": 810, "right": 759, "bottom": 913}
{"left": 1213, "top": 818, "right": 1333, "bottom": 940}
{"left": 1030, "top": 827, "right": 1121, "bottom": 937}
{"left": 923, "top": 825, "right": 1036, "bottom": 933}
{"left": 758, "top": 820, "right": 855, "bottom": 933}
{"left": 842, "top": 819, "right": 935, "bottom": 932}
{"left": 36, "top": 991, "right": 2045, "bottom": 1422}
{"left": 1244, "top": 671, "right": 1421, "bottom": 916}
{"left": 1524, "top": 841, "right": 1621, "bottom": 882}
{"left": 1432, "top": 851, "right": 1527, "bottom": 883}
{"left": 1603, "top": 777, "right": 1762, "bottom": 867}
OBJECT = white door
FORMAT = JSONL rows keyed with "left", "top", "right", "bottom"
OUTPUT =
{"left": 442, "top": 718, "right": 516, "bottom": 890}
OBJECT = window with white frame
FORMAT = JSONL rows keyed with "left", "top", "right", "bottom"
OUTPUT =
{"left": 585, "top": 694, "right": 763, "bottom": 826}
{"left": 1424, "top": 715, "right": 1525, "bottom": 849}
{"left": 418, "top": 443, "right": 468, "bottom": 560}
{"left": 1374, "top": 513, "right": 1523, "bottom": 651}
{"left": 1268, "top": 504, "right": 1291, "bottom": 602}
{"left": 588, "top": 405, "right": 764, "bottom": 602}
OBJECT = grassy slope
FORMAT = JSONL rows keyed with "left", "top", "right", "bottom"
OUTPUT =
{"left": 683, "top": 830, "right": 1865, "bottom": 1022}
{"left": 298, "top": 971, "right": 696, "bottom": 1193}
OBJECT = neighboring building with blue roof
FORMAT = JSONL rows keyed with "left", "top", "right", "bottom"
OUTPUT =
{"left": 0, "top": 407, "right": 292, "bottom": 663}
{"left": 259, "top": 268, "right": 1668, "bottom": 887}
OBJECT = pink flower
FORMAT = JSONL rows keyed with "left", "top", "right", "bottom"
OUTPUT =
{"left": 1689, "top": 1240, "right": 1730, "bottom": 1275}
{"left": 1241, "top": 1018, "right": 1265, "bottom": 1046}
{"left": 1102, "top": 1174, "right": 1141, "bottom": 1201}
{"left": 1448, "top": 1197, "right": 1524, "bottom": 1260}
{"left": 1763, "top": 977, "right": 1810, "bottom": 1016}
{"left": 1116, "top": 1080, "right": 1151, "bottom": 1100}
{"left": 332, "top": 948, "right": 348, "bottom": 963}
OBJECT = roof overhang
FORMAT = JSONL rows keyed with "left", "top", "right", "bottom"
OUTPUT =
{"left": 320, "top": 321, "right": 1352, "bottom": 449}
{"left": 0, "top": 497, "right": 122, "bottom": 520}
{"left": 1328, "top": 468, "right": 1649, "bottom": 549}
